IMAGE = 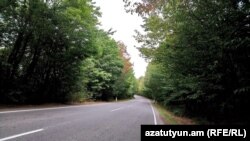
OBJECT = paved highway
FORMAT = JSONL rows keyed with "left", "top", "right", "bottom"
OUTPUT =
{"left": 0, "top": 95, "right": 163, "bottom": 141}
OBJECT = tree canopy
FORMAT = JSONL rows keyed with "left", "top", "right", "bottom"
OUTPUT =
{"left": 127, "top": 0, "right": 250, "bottom": 124}
{"left": 0, "top": 0, "right": 136, "bottom": 104}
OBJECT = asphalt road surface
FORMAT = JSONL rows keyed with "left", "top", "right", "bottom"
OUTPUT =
{"left": 0, "top": 95, "right": 163, "bottom": 141}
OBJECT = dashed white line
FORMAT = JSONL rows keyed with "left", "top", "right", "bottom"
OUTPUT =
{"left": 110, "top": 107, "right": 124, "bottom": 112}
{"left": 0, "top": 129, "right": 44, "bottom": 141}
{"left": 150, "top": 103, "right": 157, "bottom": 125}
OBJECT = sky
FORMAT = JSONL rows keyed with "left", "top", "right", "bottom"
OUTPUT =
{"left": 93, "top": 0, "right": 147, "bottom": 78}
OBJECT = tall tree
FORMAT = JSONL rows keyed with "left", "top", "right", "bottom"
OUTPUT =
{"left": 113, "top": 42, "right": 137, "bottom": 99}
{"left": 125, "top": 0, "right": 250, "bottom": 124}
{"left": 0, "top": 0, "right": 99, "bottom": 103}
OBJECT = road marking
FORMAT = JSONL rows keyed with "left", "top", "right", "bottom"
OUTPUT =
{"left": 0, "top": 103, "right": 107, "bottom": 114}
{"left": 132, "top": 100, "right": 143, "bottom": 102}
{"left": 0, "top": 129, "right": 44, "bottom": 141}
{"left": 150, "top": 103, "right": 157, "bottom": 125}
{"left": 110, "top": 107, "right": 124, "bottom": 112}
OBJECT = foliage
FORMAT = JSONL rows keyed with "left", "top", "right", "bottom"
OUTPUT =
{"left": 127, "top": 0, "right": 250, "bottom": 124}
{"left": 0, "top": 0, "right": 136, "bottom": 103}
{"left": 113, "top": 42, "right": 137, "bottom": 99}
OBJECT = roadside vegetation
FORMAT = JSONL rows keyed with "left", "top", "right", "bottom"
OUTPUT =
{"left": 1, "top": 0, "right": 249, "bottom": 125}
{"left": 153, "top": 103, "right": 195, "bottom": 125}
{"left": 0, "top": 0, "right": 137, "bottom": 104}
{"left": 128, "top": 0, "right": 250, "bottom": 124}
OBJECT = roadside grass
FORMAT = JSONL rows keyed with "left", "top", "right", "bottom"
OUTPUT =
{"left": 153, "top": 103, "right": 196, "bottom": 125}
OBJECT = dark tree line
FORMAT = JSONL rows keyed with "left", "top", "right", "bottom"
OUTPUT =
{"left": 0, "top": 0, "right": 136, "bottom": 104}
{"left": 126, "top": 0, "right": 250, "bottom": 124}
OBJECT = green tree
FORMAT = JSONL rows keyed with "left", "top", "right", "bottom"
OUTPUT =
{"left": 81, "top": 31, "right": 124, "bottom": 101}
{"left": 125, "top": 0, "right": 250, "bottom": 124}
{"left": 0, "top": 0, "right": 99, "bottom": 103}
{"left": 113, "top": 42, "right": 137, "bottom": 99}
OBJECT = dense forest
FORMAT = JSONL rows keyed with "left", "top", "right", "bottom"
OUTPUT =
{"left": 126, "top": 0, "right": 250, "bottom": 124}
{"left": 0, "top": 0, "right": 137, "bottom": 104}
{"left": 1, "top": 0, "right": 249, "bottom": 125}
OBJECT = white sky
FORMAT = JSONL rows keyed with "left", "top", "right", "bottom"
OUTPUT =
{"left": 93, "top": 0, "right": 147, "bottom": 78}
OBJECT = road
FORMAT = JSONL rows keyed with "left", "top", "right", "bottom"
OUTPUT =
{"left": 0, "top": 95, "right": 163, "bottom": 141}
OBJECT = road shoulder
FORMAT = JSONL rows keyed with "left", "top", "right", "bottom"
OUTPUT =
{"left": 153, "top": 103, "right": 196, "bottom": 125}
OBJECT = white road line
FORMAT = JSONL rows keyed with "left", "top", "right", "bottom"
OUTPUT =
{"left": 0, "top": 103, "right": 107, "bottom": 114}
{"left": 0, "top": 129, "right": 44, "bottom": 141}
{"left": 150, "top": 103, "right": 157, "bottom": 125}
{"left": 110, "top": 107, "right": 124, "bottom": 112}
